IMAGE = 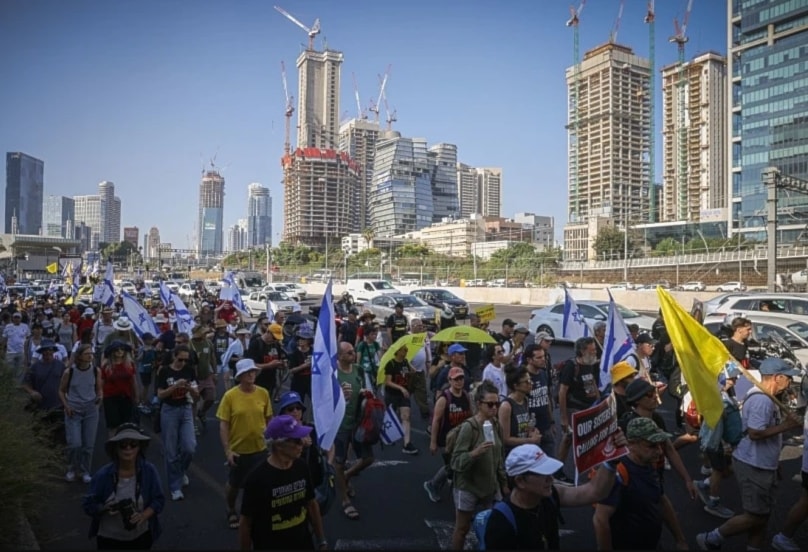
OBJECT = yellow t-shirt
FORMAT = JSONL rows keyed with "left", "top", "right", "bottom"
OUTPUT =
{"left": 216, "top": 386, "right": 273, "bottom": 455}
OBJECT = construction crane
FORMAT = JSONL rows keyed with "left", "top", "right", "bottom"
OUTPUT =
{"left": 281, "top": 61, "right": 294, "bottom": 155}
{"left": 609, "top": 0, "right": 625, "bottom": 43}
{"left": 380, "top": 84, "right": 397, "bottom": 131}
{"left": 645, "top": 0, "right": 656, "bottom": 222}
{"left": 566, "top": 0, "right": 586, "bottom": 221}
{"left": 369, "top": 64, "right": 392, "bottom": 124}
{"left": 274, "top": 5, "right": 321, "bottom": 50}
{"left": 670, "top": 0, "right": 694, "bottom": 221}
{"left": 352, "top": 72, "right": 367, "bottom": 120}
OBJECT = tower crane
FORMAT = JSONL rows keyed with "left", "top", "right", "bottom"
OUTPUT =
{"left": 566, "top": 0, "right": 586, "bottom": 221}
{"left": 352, "top": 72, "right": 367, "bottom": 120}
{"left": 273, "top": 5, "right": 321, "bottom": 50}
{"left": 670, "top": 0, "right": 694, "bottom": 221}
{"left": 369, "top": 64, "right": 392, "bottom": 124}
{"left": 281, "top": 61, "right": 294, "bottom": 155}
{"left": 645, "top": 0, "right": 656, "bottom": 222}
{"left": 609, "top": 0, "right": 625, "bottom": 44}
{"left": 380, "top": 85, "right": 397, "bottom": 131}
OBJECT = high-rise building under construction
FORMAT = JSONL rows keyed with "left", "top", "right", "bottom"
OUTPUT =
{"left": 297, "top": 49, "right": 343, "bottom": 150}
{"left": 339, "top": 118, "right": 381, "bottom": 232}
{"left": 197, "top": 170, "right": 225, "bottom": 255}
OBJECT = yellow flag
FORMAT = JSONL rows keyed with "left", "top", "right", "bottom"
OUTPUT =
{"left": 657, "top": 287, "right": 726, "bottom": 429}
{"left": 46, "top": 262, "right": 58, "bottom": 274}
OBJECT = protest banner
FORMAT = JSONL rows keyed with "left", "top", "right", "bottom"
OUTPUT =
{"left": 571, "top": 394, "right": 628, "bottom": 474}
{"left": 476, "top": 304, "right": 496, "bottom": 323}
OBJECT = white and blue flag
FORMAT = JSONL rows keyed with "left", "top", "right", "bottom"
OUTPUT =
{"left": 311, "top": 280, "right": 346, "bottom": 451}
{"left": 121, "top": 291, "right": 160, "bottom": 340}
{"left": 158, "top": 281, "right": 173, "bottom": 309}
{"left": 92, "top": 261, "right": 116, "bottom": 307}
{"left": 266, "top": 302, "right": 275, "bottom": 323}
{"left": 381, "top": 404, "right": 405, "bottom": 445}
{"left": 598, "top": 291, "right": 637, "bottom": 391}
{"left": 219, "top": 271, "right": 248, "bottom": 315}
{"left": 562, "top": 288, "right": 591, "bottom": 340}
{"left": 169, "top": 292, "right": 195, "bottom": 336}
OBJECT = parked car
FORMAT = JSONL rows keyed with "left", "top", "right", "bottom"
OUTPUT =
{"left": 262, "top": 284, "right": 302, "bottom": 303}
{"left": 716, "top": 281, "right": 747, "bottom": 292}
{"left": 679, "top": 281, "right": 706, "bottom": 292}
{"left": 274, "top": 282, "right": 307, "bottom": 300}
{"left": 410, "top": 288, "right": 469, "bottom": 320}
{"left": 703, "top": 294, "right": 808, "bottom": 324}
{"left": 244, "top": 290, "right": 299, "bottom": 318}
{"left": 361, "top": 293, "right": 440, "bottom": 332}
{"left": 528, "top": 300, "right": 656, "bottom": 338}
{"left": 178, "top": 283, "right": 197, "bottom": 301}
{"left": 702, "top": 292, "right": 749, "bottom": 315}
{"left": 704, "top": 314, "right": 808, "bottom": 368}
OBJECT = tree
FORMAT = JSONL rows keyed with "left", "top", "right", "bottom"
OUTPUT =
{"left": 101, "top": 241, "right": 141, "bottom": 265}
{"left": 361, "top": 227, "right": 374, "bottom": 250}
{"left": 592, "top": 226, "right": 629, "bottom": 260}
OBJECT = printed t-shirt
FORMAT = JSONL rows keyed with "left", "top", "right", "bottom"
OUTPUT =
{"left": 156, "top": 365, "right": 197, "bottom": 407}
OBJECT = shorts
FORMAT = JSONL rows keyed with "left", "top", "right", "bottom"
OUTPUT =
{"left": 228, "top": 450, "right": 268, "bottom": 489}
{"left": 103, "top": 395, "right": 135, "bottom": 429}
{"left": 386, "top": 391, "right": 411, "bottom": 411}
{"left": 734, "top": 459, "right": 777, "bottom": 516}
{"left": 333, "top": 428, "right": 374, "bottom": 466}
{"left": 705, "top": 448, "right": 732, "bottom": 473}
{"left": 197, "top": 375, "right": 216, "bottom": 401}
{"left": 452, "top": 488, "right": 496, "bottom": 513}
{"left": 138, "top": 371, "right": 153, "bottom": 387}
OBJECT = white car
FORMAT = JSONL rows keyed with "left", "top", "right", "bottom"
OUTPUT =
{"left": 262, "top": 284, "right": 301, "bottom": 302}
{"left": 274, "top": 282, "right": 307, "bottom": 300}
{"left": 244, "top": 290, "right": 300, "bottom": 317}
{"left": 716, "top": 281, "right": 747, "bottom": 292}
{"left": 703, "top": 294, "right": 808, "bottom": 324}
{"left": 528, "top": 300, "right": 656, "bottom": 338}
{"left": 680, "top": 281, "right": 706, "bottom": 291}
{"left": 178, "top": 283, "right": 196, "bottom": 301}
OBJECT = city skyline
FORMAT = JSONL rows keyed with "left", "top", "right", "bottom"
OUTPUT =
{"left": 0, "top": 0, "right": 727, "bottom": 249}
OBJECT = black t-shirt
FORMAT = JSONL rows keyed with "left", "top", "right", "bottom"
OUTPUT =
{"left": 484, "top": 489, "right": 561, "bottom": 550}
{"left": 527, "top": 369, "right": 553, "bottom": 432}
{"left": 559, "top": 359, "right": 600, "bottom": 409}
{"left": 339, "top": 319, "right": 358, "bottom": 345}
{"left": 385, "top": 314, "right": 408, "bottom": 343}
{"left": 722, "top": 338, "right": 748, "bottom": 366}
{"left": 241, "top": 458, "right": 315, "bottom": 550}
{"left": 247, "top": 337, "right": 286, "bottom": 392}
{"left": 384, "top": 358, "right": 410, "bottom": 399}
{"left": 289, "top": 348, "right": 313, "bottom": 384}
{"left": 156, "top": 365, "right": 197, "bottom": 407}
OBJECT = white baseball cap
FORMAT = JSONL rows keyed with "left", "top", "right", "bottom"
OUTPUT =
{"left": 505, "top": 444, "right": 564, "bottom": 477}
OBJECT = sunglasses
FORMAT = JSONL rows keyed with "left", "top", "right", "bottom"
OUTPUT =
{"left": 451, "top": 376, "right": 465, "bottom": 381}
{"left": 284, "top": 405, "right": 304, "bottom": 412}
{"left": 481, "top": 401, "right": 501, "bottom": 408}
{"left": 118, "top": 440, "right": 141, "bottom": 450}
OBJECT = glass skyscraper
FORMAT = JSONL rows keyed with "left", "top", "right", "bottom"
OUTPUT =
{"left": 369, "top": 132, "right": 434, "bottom": 237}
{"left": 43, "top": 195, "right": 75, "bottom": 238}
{"left": 428, "top": 143, "right": 460, "bottom": 222}
{"left": 246, "top": 183, "right": 272, "bottom": 247}
{"left": 729, "top": 0, "right": 808, "bottom": 240}
{"left": 5, "top": 152, "right": 44, "bottom": 234}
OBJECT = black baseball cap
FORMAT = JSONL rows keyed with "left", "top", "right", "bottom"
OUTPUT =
{"left": 502, "top": 318, "right": 516, "bottom": 327}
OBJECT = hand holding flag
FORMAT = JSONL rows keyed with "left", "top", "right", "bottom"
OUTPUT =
{"left": 311, "top": 280, "right": 346, "bottom": 451}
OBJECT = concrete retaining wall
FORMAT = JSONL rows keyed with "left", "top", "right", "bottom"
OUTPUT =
{"left": 299, "top": 282, "right": 716, "bottom": 311}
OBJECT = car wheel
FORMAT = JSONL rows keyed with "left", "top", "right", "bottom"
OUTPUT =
{"left": 537, "top": 325, "right": 554, "bottom": 338}
{"left": 717, "top": 287, "right": 724, "bottom": 292}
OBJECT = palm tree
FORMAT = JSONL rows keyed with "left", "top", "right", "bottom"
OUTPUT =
{"left": 361, "top": 227, "right": 374, "bottom": 250}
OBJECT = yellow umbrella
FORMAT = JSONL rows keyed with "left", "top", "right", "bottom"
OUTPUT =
{"left": 430, "top": 325, "right": 497, "bottom": 344}
{"left": 376, "top": 333, "right": 426, "bottom": 386}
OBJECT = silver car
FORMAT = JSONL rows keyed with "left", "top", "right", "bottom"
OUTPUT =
{"left": 362, "top": 293, "right": 440, "bottom": 331}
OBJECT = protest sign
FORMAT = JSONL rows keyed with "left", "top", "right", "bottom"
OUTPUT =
{"left": 571, "top": 394, "right": 628, "bottom": 474}
{"left": 476, "top": 304, "right": 496, "bottom": 323}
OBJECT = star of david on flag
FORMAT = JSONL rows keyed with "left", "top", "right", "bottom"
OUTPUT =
{"left": 598, "top": 290, "right": 637, "bottom": 392}
{"left": 121, "top": 291, "right": 159, "bottom": 340}
{"left": 562, "top": 288, "right": 591, "bottom": 340}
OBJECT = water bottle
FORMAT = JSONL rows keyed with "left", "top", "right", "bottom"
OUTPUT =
{"left": 483, "top": 420, "right": 495, "bottom": 443}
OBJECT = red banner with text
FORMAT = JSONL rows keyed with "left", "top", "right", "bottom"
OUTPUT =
{"left": 571, "top": 395, "right": 628, "bottom": 474}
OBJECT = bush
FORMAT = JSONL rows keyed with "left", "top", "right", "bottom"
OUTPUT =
{"left": 0, "top": 369, "right": 61, "bottom": 548}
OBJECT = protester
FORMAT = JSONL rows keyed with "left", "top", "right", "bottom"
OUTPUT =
{"left": 22, "top": 339, "right": 68, "bottom": 441}
{"left": 771, "top": 392, "right": 808, "bottom": 551}
{"left": 239, "top": 415, "right": 328, "bottom": 550}
{"left": 383, "top": 343, "right": 419, "bottom": 455}
{"left": 217, "top": 358, "right": 273, "bottom": 530}
{"left": 82, "top": 424, "right": 165, "bottom": 550}
{"left": 498, "top": 365, "right": 541, "bottom": 456}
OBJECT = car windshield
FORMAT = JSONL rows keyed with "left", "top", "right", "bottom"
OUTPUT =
{"left": 434, "top": 290, "right": 459, "bottom": 300}
{"left": 786, "top": 322, "right": 808, "bottom": 340}
{"left": 395, "top": 295, "right": 425, "bottom": 307}
{"left": 374, "top": 281, "right": 395, "bottom": 290}
{"left": 267, "top": 292, "right": 289, "bottom": 301}
{"left": 595, "top": 303, "right": 640, "bottom": 318}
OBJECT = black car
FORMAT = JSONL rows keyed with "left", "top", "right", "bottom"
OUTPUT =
{"left": 411, "top": 288, "right": 469, "bottom": 320}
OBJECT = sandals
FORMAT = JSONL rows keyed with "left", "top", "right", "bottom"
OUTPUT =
{"left": 342, "top": 502, "right": 360, "bottom": 520}
{"left": 227, "top": 512, "right": 239, "bottom": 529}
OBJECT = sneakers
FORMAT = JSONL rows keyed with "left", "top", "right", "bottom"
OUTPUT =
{"left": 402, "top": 442, "right": 419, "bottom": 455}
{"left": 137, "top": 404, "right": 152, "bottom": 415}
{"left": 81, "top": 473, "right": 92, "bottom": 484}
{"left": 171, "top": 490, "right": 185, "bottom": 501}
{"left": 65, "top": 470, "right": 76, "bottom": 482}
{"left": 696, "top": 532, "right": 721, "bottom": 550}
{"left": 772, "top": 532, "right": 800, "bottom": 551}
{"left": 182, "top": 474, "right": 190, "bottom": 487}
{"left": 694, "top": 479, "right": 711, "bottom": 505}
{"left": 700, "top": 465, "right": 713, "bottom": 476}
{"left": 704, "top": 499, "right": 734, "bottom": 519}
{"left": 423, "top": 481, "right": 440, "bottom": 503}
{"left": 553, "top": 471, "right": 574, "bottom": 486}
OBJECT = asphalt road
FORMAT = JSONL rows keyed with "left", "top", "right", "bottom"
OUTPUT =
{"left": 33, "top": 298, "right": 808, "bottom": 550}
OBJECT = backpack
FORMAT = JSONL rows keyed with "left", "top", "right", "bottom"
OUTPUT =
{"left": 65, "top": 365, "right": 98, "bottom": 390}
{"left": 722, "top": 400, "right": 743, "bottom": 446}
{"left": 445, "top": 417, "right": 480, "bottom": 456}
{"left": 473, "top": 501, "right": 516, "bottom": 551}
{"left": 352, "top": 390, "right": 385, "bottom": 445}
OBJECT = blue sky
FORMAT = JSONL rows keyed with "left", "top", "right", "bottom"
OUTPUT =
{"left": 0, "top": 0, "right": 727, "bottom": 249}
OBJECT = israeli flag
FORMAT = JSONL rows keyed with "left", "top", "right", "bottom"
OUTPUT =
{"left": 222, "top": 270, "right": 237, "bottom": 289}
{"left": 158, "top": 281, "right": 173, "bottom": 308}
{"left": 169, "top": 292, "right": 196, "bottom": 335}
{"left": 311, "top": 280, "right": 346, "bottom": 451}
{"left": 221, "top": 284, "right": 248, "bottom": 315}
{"left": 598, "top": 291, "right": 637, "bottom": 392}
{"left": 381, "top": 404, "right": 405, "bottom": 445}
{"left": 266, "top": 302, "right": 275, "bottom": 323}
{"left": 92, "top": 261, "right": 116, "bottom": 307}
{"left": 562, "top": 288, "right": 591, "bottom": 340}
{"left": 121, "top": 291, "right": 160, "bottom": 340}
{"left": 47, "top": 280, "right": 59, "bottom": 297}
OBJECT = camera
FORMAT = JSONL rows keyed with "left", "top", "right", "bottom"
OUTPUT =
{"left": 116, "top": 498, "right": 138, "bottom": 531}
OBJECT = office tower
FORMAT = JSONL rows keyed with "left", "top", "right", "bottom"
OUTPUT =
{"left": 428, "top": 143, "right": 460, "bottom": 222}
{"left": 296, "top": 49, "right": 343, "bottom": 150}
{"left": 456, "top": 163, "right": 478, "bottom": 218}
{"left": 197, "top": 170, "right": 225, "bottom": 255}
{"left": 662, "top": 52, "right": 727, "bottom": 222}
{"left": 228, "top": 219, "right": 248, "bottom": 252}
{"left": 123, "top": 227, "right": 139, "bottom": 248}
{"left": 477, "top": 168, "right": 502, "bottom": 218}
{"left": 73, "top": 195, "right": 103, "bottom": 249}
{"left": 514, "top": 212, "right": 555, "bottom": 247}
{"left": 5, "top": 152, "right": 44, "bottom": 234}
{"left": 729, "top": 1, "right": 808, "bottom": 241}
{"left": 246, "top": 183, "right": 272, "bottom": 247}
{"left": 43, "top": 195, "right": 75, "bottom": 238}
{"left": 368, "top": 131, "right": 433, "bottom": 237}
{"left": 339, "top": 118, "right": 381, "bottom": 231}
{"left": 98, "top": 181, "right": 121, "bottom": 243}
{"left": 282, "top": 148, "right": 359, "bottom": 247}
{"left": 563, "top": 42, "right": 651, "bottom": 259}
{"left": 146, "top": 227, "right": 160, "bottom": 259}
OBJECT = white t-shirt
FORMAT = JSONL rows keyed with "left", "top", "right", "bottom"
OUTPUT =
{"left": 2, "top": 322, "right": 30, "bottom": 354}
{"left": 410, "top": 341, "right": 430, "bottom": 373}
{"left": 482, "top": 363, "right": 508, "bottom": 399}
{"left": 733, "top": 389, "right": 782, "bottom": 470}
